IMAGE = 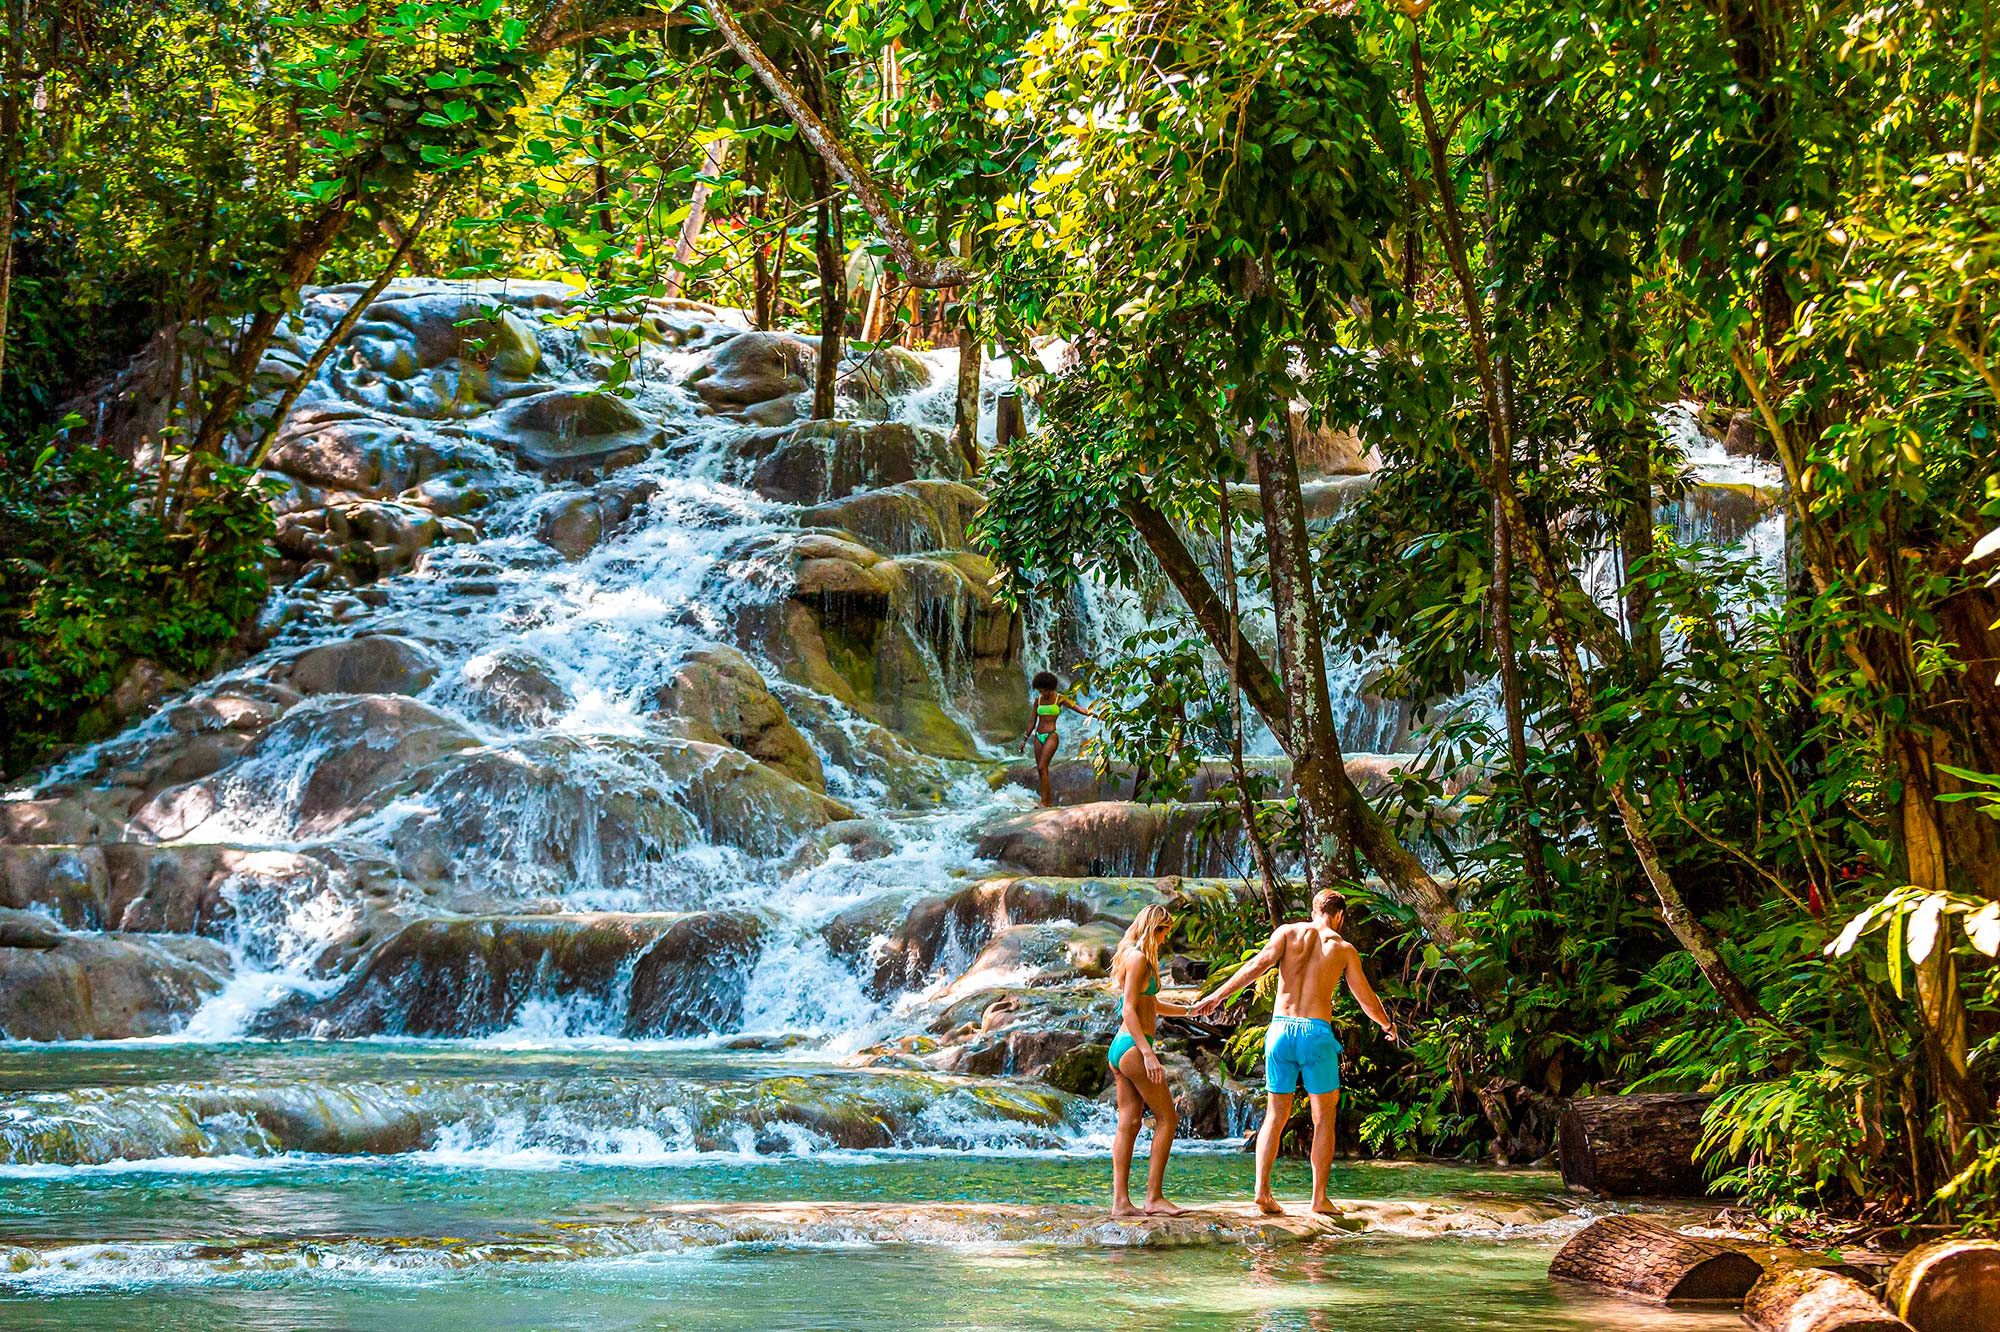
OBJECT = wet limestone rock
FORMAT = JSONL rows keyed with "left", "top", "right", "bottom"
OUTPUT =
{"left": 474, "top": 388, "right": 665, "bottom": 476}
{"left": 0, "top": 845, "right": 110, "bottom": 927}
{"left": 536, "top": 475, "right": 660, "bottom": 561}
{"left": 798, "top": 479, "right": 986, "bottom": 556}
{"left": 456, "top": 647, "right": 573, "bottom": 729}
{"left": 685, "top": 329, "right": 816, "bottom": 424}
{"left": 132, "top": 695, "right": 480, "bottom": 842}
{"left": 975, "top": 802, "right": 1255, "bottom": 878}
{"left": 275, "top": 635, "right": 441, "bottom": 698}
{"left": 261, "top": 910, "right": 766, "bottom": 1039}
{"left": 0, "top": 907, "right": 64, "bottom": 949}
{"left": 747, "top": 420, "right": 966, "bottom": 505}
{"left": 654, "top": 645, "right": 823, "bottom": 791}
{"left": 0, "top": 932, "right": 230, "bottom": 1040}
{"left": 275, "top": 497, "right": 477, "bottom": 582}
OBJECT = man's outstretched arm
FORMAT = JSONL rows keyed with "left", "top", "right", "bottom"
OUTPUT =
{"left": 1343, "top": 945, "right": 1398, "bottom": 1042}
{"left": 1190, "top": 930, "right": 1283, "bottom": 1019}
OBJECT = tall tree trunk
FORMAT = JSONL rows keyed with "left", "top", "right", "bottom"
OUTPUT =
{"left": 664, "top": 137, "right": 727, "bottom": 299}
{"left": 796, "top": 57, "right": 843, "bottom": 420}
{"left": 1406, "top": 27, "right": 1764, "bottom": 1022}
{"left": 1119, "top": 489, "right": 1488, "bottom": 986}
{"left": 0, "top": 0, "right": 27, "bottom": 394}
{"left": 953, "top": 301, "right": 980, "bottom": 474}
{"left": 1218, "top": 468, "right": 1286, "bottom": 925}
{"left": 247, "top": 186, "right": 445, "bottom": 472}
{"left": 1613, "top": 419, "right": 1660, "bottom": 685}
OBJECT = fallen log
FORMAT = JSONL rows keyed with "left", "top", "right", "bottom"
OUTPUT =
{"left": 1884, "top": 1238, "right": 2000, "bottom": 1332}
{"left": 1745, "top": 1266, "right": 1913, "bottom": 1332}
{"left": 1548, "top": 1215, "right": 1762, "bottom": 1303}
{"left": 1557, "top": 1092, "right": 1714, "bottom": 1196}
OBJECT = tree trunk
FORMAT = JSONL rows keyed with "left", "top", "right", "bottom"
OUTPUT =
{"left": 1548, "top": 1216, "right": 1762, "bottom": 1303}
{"left": 705, "top": 0, "right": 970, "bottom": 288}
{"left": 796, "top": 57, "right": 843, "bottom": 421}
{"left": 1744, "top": 1267, "right": 1912, "bottom": 1332}
{"left": 664, "top": 136, "right": 727, "bottom": 299}
{"left": 0, "top": 0, "right": 27, "bottom": 393}
{"left": 1218, "top": 472, "right": 1286, "bottom": 926}
{"left": 1406, "top": 29, "right": 1766, "bottom": 1023}
{"left": 1119, "top": 488, "right": 1487, "bottom": 982}
{"left": 246, "top": 186, "right": 445, "bottom": 472}
{"left": 953, "top": 303, "right": 980, "bottom": 474}
{"left": 1614, "top": 420, "right": 1661, "bottom": 684}
{"left": 1884, "top": 1238, "right": 2000, "bottom": 1332}
{"left": 1894, "top": 735, "right": 1979, "bottom": 1155}
{"left": 1556, "top": 1092, "right": 1714, "bottom": 1197}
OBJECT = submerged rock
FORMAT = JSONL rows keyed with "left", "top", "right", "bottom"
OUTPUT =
{"left": 0, "top": 932, "right": 230, "bottom": 1040}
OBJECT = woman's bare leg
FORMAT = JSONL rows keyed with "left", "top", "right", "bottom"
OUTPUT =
{"left": 1034, "top": 733, "right": 1059, "bottom": 806}
{"left": 1118, "top": 1045, "right": 1185, "bottom": 1215}
{"left": 1110, "top": 1067, "right": 1144, "bottom": 1216}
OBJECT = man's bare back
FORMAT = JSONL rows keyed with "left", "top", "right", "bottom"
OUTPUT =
{"left": 1268, "top": 922, "right": 1357, "bottom": 1022}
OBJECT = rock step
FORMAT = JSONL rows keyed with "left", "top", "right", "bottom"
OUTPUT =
{"left": 995, "top": 755, "right": 1444, "bottom": 806}
{"left": 974, "top": 801, "right": 1286, "bottom": 879}
{"left": 0, "top": 1066, "right": 1087, "bottom": 1168}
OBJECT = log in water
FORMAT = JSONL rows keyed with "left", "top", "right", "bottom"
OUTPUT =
{"left": 1548, "top": 1215, "right": 1762, "bottom": 1303}
{"left": 1884, "top": 1238, "right": 2000, "bottom": 1332}
{"left": 1745, "top": 1266, "right": 1912, "bottom": 1332}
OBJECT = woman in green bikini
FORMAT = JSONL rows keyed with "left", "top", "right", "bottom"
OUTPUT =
{"left": 1025, "top": 671, "right": 1096, "bottom": 807}
{"left": 1107, "top": 903, "right": 1189, "bottom": 1217}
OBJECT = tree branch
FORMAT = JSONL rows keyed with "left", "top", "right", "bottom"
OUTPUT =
{"left": 703, "top": 0, "right": 975, "bottom": 288}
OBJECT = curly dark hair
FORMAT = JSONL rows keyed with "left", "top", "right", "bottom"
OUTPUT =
{"left": 1031, "top": 670, "right": 1060, "bottom": 692}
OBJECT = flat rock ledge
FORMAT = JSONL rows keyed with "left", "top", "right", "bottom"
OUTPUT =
{"left": 570, "top": 1198, "right": 1572, "bottom": 1248}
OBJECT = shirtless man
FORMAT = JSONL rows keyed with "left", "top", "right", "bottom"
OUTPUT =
{"left": 1190, "top": 888, "right": 1397, "bottom": 1215}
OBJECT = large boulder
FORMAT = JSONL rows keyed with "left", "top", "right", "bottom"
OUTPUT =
{"left": 274, "top": 498, "right": 477, "bottom": 582}
{"left": 0, "top": 845, "right": 110, "bottom": 927}
{"left": 260, "top": 910, "right": 765, "bottom": 1038}
{"left": 263, "top": 409, "right": 475, "bottom": 497}
{"left": 746, "top": 420, "right": 967, "bottom": 505}
{"left": 474, "top": 388, "right": 666, "bottom": 476}
{"left": 100, "top": 843, "right": 339, "bottom": 938}
{"left": 0, "top": 933, "right": 230, "bottom": 1040}
{"left": 131, "top": 695, "right": 480, "bottom": 842}
{"left": 654, "top": 645, "right": 823, "bottom": 790}
{"left": 798, "top": 479, "right": 986, "bottom": 556}
{"left": 535, "top": 475, "right": 660, "bottom": 561}
{"left": 274, "top": 635, "right": 441, "bottom": 698}
{"left": 685, "top": 330, "right": 816, "bottom": 424}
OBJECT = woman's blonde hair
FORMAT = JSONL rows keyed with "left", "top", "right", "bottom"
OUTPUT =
{"left": 1109, "top": 904, "right": 1173, "bottom": 991}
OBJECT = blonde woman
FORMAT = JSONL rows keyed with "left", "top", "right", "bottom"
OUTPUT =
{"left": 1107, "top": 903, "right": 1189, "bottom": 1217}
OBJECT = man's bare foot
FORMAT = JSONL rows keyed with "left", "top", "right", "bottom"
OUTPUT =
{"left": 1253, "top": 1195, "right": 1286, "bottom": 1216}
{"left": 1309, "top": 1200, "right": 1341, "bottom": 1217}
{"left": 1142, "top": 1199, "right": 1188, "bottom": 1217}
{"left": 1111, "top": 1201, "right": 1144, "bottom": 1219}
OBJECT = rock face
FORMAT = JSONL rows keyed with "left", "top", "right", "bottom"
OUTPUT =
{"left": 655, "top": 645, "right": 823, "bottom": 790}
{"left": 975, "top": 802, "right": 1264, "bottom": 878}
{"left": 746, "top": 420, "right": 968, "bottom": 505}
{"left": 261, "top": 910, "right": 765, "bottom": 1038}
{"left": 0, "top": 933, "right": 230, "bottom": 1040}
{"left": 276, "top": 635, "right": 441, "bottom": 697}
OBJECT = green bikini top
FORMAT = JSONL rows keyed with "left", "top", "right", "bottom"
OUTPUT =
{"left": 1036, "top": 702, "right": 1060, "bottom": 716}
{"left": 1119, "top": 968, "right": 1159, "bottom": 1007}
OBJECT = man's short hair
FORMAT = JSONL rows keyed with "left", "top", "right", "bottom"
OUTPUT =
{"left": 1312, "top": 888, "right": 1347, "bottom": 920}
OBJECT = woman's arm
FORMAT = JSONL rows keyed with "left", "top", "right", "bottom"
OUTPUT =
{"left": 1120, "top": 962, "right": 1166, "bottom": 1083}
{"left": 1059, "top": 693, "right": 1100, "bottom": 720}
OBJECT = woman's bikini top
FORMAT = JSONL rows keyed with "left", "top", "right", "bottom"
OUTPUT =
{"left": 1036, "top": 702, "right": 1060, "bottom": 716}
{"left": 1117, "top": 968, "right": 1160, "bottom": 1010}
